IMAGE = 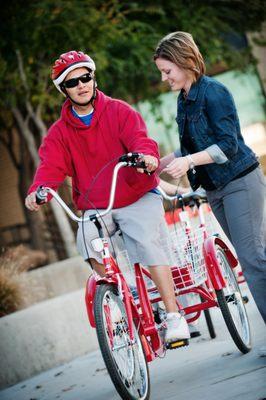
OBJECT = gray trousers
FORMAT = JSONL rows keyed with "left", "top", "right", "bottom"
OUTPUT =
{"left": 206, "top": 167, "right": 266, "bottom": 323}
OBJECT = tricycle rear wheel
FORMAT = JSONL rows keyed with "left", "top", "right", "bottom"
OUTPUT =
{"left": 215, "top": 246, "right": 251, "bottom": 354}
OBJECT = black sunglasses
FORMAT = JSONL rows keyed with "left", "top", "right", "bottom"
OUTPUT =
{"left": 62, "top": 73, "right": 92, "bottom": 89}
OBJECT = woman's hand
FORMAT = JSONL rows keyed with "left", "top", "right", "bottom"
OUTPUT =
{"left": 163, "top": 157, "right": 189, "bottom": 179}
{"left": 158, "top": 152, "right": 175, "bottom": 175}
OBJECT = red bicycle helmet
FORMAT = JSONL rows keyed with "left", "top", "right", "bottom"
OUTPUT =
{"left": 51, "top": 51, "right": 96, "bottom": 93}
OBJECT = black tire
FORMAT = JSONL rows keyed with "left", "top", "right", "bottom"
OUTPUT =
{"left": 215, "top": 246, "right": 251, "bottom": 354}
{"left": 203, "top": 308, "right": 216, "bottom": 339}
{"left": 94, "top": 284, "right": 150, "bottom": 400}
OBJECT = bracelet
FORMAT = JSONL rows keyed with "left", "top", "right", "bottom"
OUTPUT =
{"left": 186, "top": 154, "right": 196, "bottom": 174}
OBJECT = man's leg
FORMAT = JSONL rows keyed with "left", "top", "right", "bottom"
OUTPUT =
{"left": 88, "top": 258, "right": 106, "bottom": 277}
{"left": 148, "top": 265, "right": 179, "bottom": 313}
{"left": 77, "top": 210, "right": 116, "bottom": 277}
{"left": 148, "top": 264, "right": 190, "bottom": 341}
{"left": 114, "top": 193, "right": 190, "bottom": 341}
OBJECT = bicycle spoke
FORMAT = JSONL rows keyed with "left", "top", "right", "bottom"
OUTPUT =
{"left": 95, "top": 285, "right": 149, "bottom": 399}
{"left": 216, "top": 247, "right": 251, "bottom": 352}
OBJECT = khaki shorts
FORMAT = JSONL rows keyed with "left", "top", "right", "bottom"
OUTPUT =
{"left": 76, "top": 192, "right": 173, "bottom": 266}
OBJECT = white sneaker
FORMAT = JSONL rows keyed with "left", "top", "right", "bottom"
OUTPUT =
{"left": 165, "top": 313, "right": 190, "bottom": 343}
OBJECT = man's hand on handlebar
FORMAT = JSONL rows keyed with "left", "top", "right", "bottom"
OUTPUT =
{"left": 137, "top": 155, "right": 158, "bottom": 173}
{"left": 25, "top": 192, "right": 40, "bottom": 211}
{"left": 25, "top": 191, "right": 47, "bottom": 211}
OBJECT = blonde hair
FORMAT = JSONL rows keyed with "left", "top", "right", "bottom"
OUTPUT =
{"left": 154, "top": 31, "right": 206, "bottom": 81}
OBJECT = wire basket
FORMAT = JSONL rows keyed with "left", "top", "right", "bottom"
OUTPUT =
{"left": 170, "top": 226, "right": 207, "bottom": 289}
{"left": 204, "top": 207, "right": 221, "bottom": 237}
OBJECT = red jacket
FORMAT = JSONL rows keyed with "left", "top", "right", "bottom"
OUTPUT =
{"left": 28, "top": 90, "right": 160, "bottom": 209}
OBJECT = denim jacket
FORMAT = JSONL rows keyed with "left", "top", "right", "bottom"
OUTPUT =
{"left": 175, "top": 75, "right": 258, "bottom": 190}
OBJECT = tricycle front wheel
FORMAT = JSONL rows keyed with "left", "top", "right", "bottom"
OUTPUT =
{"left": 94, "top": 284, "right": 150, "bottom": 400}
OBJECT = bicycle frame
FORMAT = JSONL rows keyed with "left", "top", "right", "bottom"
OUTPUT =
{"left": 85, "top": 261, "right": 164, "bottom": 361}
{"left": 37, "top": 157, "right": 165, "bottom": 362}
{"left": 37, "top": 157, "right": 240, "bottom": 361}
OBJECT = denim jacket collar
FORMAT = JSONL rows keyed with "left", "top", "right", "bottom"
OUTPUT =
{"left": 181, "top": 76, "right": 204, "bottom": 102}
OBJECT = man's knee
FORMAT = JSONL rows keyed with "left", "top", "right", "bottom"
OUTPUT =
{"left": 87, "top": 258, "right": 105, "bottom": 277}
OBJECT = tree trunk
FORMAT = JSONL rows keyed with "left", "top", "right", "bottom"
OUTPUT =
{"left": 49, "top": 200, "right": 77, "bottom": 257}
{"left": 18, "top": 138, "right": 47, "bottom": 251}
{"left": 12, "top": 107, "right": 77, "bottom": 258}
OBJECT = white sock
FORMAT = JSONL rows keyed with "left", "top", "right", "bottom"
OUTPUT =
{"left": 167, "top": 312, "right": 181, "bottom": 319}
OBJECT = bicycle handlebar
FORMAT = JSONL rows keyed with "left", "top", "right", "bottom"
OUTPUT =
{"left": 119, "top": 152, "right": 145, "bottom": 167}
{"left": 36, "top": 152, "right": 207, "bottom": 222}
{"left": 36, "top": 152, "right": 149, "bottom": 222}
{"left": 157, "top": 187, "right": 208, "bottom": 204}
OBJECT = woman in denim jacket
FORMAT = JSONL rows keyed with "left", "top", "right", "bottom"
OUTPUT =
{"left": 154, "top": 31, "right": 266, "bottom": 324}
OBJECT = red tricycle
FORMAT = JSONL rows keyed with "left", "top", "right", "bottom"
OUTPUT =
{"left": 36, "top": 152, "right": 251, "bottom": 400}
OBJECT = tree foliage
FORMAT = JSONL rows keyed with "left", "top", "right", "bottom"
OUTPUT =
{"left": 1, "top": 0, "right": 265, "bottom": 112}
{"left": 0, "top": 0, "right": 264, "bottom": 255}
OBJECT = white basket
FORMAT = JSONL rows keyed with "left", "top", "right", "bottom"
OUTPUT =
{"left": 204, "top": 210, "right": 220, "bottom": 237}
{"left": 170, "top": 226, "right": 207, "bottom": 289}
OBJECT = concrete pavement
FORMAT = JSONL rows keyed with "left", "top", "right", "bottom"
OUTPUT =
{"left": 0, "top": 284, "right": 265, "bottom": 400}
{"left": 0, "top": 257, "right": 94, "bottom": 388}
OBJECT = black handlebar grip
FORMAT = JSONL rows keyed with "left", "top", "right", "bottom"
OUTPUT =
{"left": 134, "top": 160, "right": 154, "bottom": 175}
{"left": 119, "top": 153, "right": 154, "bottom": 174}
{"left": 135, "top": 161, "right": 147, "bottom": 168}
{"left": 36, "top": 186, "right": 47, "bottom": 205}
{"left": 119, "top": 152, "right": 143, "bottom": 163}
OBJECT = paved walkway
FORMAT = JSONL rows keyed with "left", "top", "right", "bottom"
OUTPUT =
{"left": 0, "top": 284, "right": 265, "bottom": 400}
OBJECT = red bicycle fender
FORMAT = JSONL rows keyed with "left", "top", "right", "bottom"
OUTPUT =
{"left": 203, "top": 236, "right": 238, "bottom": 290}
{"left": 85, "top": 275, "right": 119, "bottom": 328}
{"left": 85, "top": 276, "right": 97, "bottom": 327}
{"left": 214, "top": 236, "right": 238, "bottom": 268}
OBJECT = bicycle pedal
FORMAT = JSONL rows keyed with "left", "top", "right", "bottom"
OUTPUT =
{"left": 166, "top": 339, "right": 189, "bottom": 350}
